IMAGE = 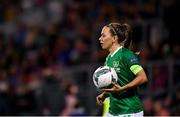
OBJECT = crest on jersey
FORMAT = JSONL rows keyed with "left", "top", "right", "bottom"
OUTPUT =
{"left": 113, "top": 61, "right": 119, "bottom": 67}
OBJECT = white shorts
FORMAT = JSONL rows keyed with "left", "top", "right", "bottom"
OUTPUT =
{"left": 104, "top": 111, "right": 144, "bottom": 117}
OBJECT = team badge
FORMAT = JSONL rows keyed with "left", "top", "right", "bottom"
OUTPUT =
{"left": 113, "top": 61, "right": 119, "bottom": 67}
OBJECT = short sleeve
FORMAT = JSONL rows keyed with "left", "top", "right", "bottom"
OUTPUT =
{"left": 123, "top": 51, "right": 141, "bottom": 68}
{"left": 130, "top": 65, "right": 143, "bottom": 75}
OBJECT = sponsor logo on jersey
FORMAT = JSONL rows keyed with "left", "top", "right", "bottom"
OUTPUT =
{"left": 130, "top": 57, "right": 138, "bottom": 62}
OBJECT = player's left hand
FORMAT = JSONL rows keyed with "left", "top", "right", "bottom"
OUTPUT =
{"left": 102, "top": 82, "right": 123, "bottom": 92}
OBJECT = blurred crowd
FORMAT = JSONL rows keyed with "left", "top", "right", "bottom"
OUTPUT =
{"left": 143, "top": 87, "right": 180, "bottom": 116}
{"left": 0, "top": 0, "right": 179, "bottom": 116}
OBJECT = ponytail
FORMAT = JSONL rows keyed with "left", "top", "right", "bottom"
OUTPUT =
{"left": 123, "top": 23, "right": 132, "bottom": 49}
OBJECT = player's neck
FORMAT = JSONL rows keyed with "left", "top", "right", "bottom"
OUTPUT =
{"left": 109, "top": 44, "right": 122, "bottom": 55}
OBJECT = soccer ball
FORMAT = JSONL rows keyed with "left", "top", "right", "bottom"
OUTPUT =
{"left": 93, "top": 66, "right": 118, "bottom": 89}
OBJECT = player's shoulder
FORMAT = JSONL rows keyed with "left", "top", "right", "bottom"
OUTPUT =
{"left": 121, "top": 48, "right": 140, "bottom": 63}
{"left": 121, "top": 47, "right": 135, "bottom": 56}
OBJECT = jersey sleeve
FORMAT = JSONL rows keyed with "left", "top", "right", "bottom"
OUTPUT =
{"left": 130, "top": 65, "right": 143, "bottom": 75}
{"left": 123, "top": 51, "right": 140, "bottom": 66}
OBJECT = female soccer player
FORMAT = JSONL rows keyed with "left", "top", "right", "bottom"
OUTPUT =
{"left": 96, "top": 23, "right": 148, "bottom": 117}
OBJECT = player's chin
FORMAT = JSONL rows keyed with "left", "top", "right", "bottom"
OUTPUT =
{"left": 101, "top": 45, "right": 107, "bottom": 49}
{"left": 100, "top": 43, "right": 104, "bottom": 47}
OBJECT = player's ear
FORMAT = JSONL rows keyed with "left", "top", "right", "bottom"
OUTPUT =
{"left": 113, "top": 35, "right": 118, "bottom": 42}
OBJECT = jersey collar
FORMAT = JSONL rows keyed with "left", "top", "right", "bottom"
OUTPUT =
{"left": 110, "top": 46, "right": 123, "bottom": 57}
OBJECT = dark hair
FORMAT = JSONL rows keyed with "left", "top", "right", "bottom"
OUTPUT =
{"left": 106, "top": 23, "right": 133, "bottom": 50}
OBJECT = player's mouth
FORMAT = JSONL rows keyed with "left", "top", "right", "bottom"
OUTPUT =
{"left": 100, "top": 43, "right": 104, "bottom": 47}
{"left": 100, "top": 42, "right": 103, "bottom": 46}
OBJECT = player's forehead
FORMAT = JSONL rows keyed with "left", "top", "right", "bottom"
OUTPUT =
{"left": 101, "top": 26, "right": 111, "bottom": 34}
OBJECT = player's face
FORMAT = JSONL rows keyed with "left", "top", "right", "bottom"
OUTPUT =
{"left": 99, "top": 26, "right": 115, "bottom": 50}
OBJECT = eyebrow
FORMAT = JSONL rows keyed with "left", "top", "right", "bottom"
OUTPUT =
{"left": 101, "top": 33, "right": 105, "bottom": 36}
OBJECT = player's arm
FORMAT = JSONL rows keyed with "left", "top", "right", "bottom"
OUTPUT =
{"left": 103, "top": 65, "right": 148, "bottom": 92}
{"left": 120, "top": 66, "right": 148, "bottom": 91}
{"left": 96, "top": 91, "right": 109, "bottom": 105}
{"left": 123, "top": 52, "right": 148, "bottom": 89}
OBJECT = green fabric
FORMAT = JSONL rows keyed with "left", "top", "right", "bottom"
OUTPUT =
{"left": 104, "top": 47, "right": 143, "bottom": 115}
{"left": 130, "top": 65, "right": 143, "bottom": 75}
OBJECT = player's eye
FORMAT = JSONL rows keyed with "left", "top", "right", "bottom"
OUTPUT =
{"left": 102, "top": 34, "right": 105, "bottom": 38}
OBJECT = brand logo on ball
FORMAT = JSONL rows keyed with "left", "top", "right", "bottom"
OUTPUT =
{"left": 96, "top": 69, "right": 109, "bottom": 77}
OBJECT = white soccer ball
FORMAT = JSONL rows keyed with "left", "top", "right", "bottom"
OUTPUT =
{"left": 93, "top": 66, "right": 118, "bottom": 89}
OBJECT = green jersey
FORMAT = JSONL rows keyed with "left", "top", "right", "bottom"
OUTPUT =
{"left": 105, "top": 47, "right": 143, "bottom": 115}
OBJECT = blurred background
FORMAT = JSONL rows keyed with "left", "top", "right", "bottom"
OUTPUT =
{"left": 0, "top": 0, "right": 180, "bottom": 116}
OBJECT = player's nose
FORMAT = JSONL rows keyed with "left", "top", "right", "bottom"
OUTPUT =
{"left": 99, "top": 36, "right": 103, "bottom": 41}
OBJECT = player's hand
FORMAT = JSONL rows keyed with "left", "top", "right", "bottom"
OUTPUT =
{"left": 96, "top": 92, "right": 106, "bottom": 105}
{"left": 102, "top": 82, "right": 123, "bottom": 92}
